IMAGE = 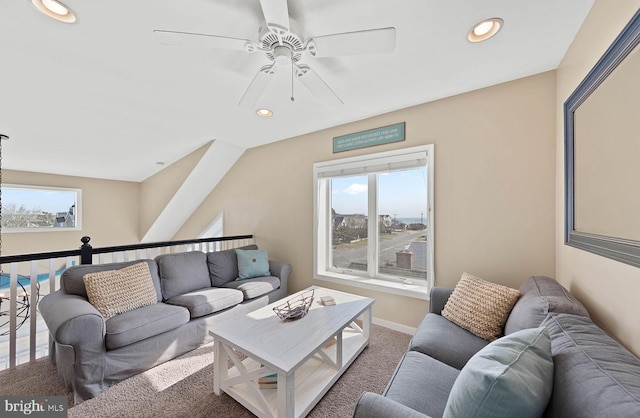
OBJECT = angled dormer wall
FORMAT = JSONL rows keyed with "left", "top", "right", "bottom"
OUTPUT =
{"left": 139, "top": 143, "right": 210, "bottom": 239}
{"left": 140, "top": 140, "right": 245, "bottom": 242}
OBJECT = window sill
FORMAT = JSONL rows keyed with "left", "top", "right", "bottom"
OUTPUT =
{"left": 315, "top": 271, "right": 429, "bottom": 300}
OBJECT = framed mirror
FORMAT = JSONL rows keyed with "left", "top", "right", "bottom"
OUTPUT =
{"left": 565, "top": 8, "right": 640, "bottom": 267}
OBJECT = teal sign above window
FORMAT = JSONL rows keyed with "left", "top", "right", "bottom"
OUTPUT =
{"left": 333, "top": 122, "right": 405, "bottom": 153}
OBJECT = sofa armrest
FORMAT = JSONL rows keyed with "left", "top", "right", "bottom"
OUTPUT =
{"left": 429, "top": 287, "right": 453, "bottom": 314}
{"left": 39, "top": 290, "right": 106, "bottom": 346}
{"left": 353, "top": 392, "right": 432, "bottom": 418}
{"left": 39, "top": 290, "right": 109, "bottom": 403}
{"left": 269, "top": 260, "right": 291, "bottom": 293}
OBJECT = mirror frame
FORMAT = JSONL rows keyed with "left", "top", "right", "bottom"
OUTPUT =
{"left": 565, "top": 8, "right": 640, "bottom": 267}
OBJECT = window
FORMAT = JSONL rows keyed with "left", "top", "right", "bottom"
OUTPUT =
{"left": 199, "top": 212, "right": 224, "bottom": 251}
{"left": 313, "top": 145, "right": 434, "bottom": 299}
{"left": 1, "top": 185, "right": 81, "bottom": 232}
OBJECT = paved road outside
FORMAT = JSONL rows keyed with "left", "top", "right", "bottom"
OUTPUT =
{"left": 332, "top": 229, "right": 426, "bottom": 269}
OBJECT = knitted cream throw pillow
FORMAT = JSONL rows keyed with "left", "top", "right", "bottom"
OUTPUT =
{"left": 83, "top": 262, "right": 157, "bottom": 319}
{"left": 442, "top": 272, "right": 521, "bottom": 341}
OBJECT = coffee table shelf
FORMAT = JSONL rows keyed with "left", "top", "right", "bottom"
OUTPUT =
{"left": 210, "top": 286, "right": 374, "bottom": 418}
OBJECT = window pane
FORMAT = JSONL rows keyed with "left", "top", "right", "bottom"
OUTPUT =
{"left": 378, "top": 167, "right": 428, "bottom": 281}
{"left": 1, "top": 186, "right": 79, "bottom": 230}
{"left": 330, "top": 175, "right": 368, "bottom": 273}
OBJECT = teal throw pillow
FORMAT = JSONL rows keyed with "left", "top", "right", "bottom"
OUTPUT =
{"left": 443, "top": 327, "right": 554, "bottom": 418}
{"left": 236, "top": 249, "right": 270, "bottom": 280}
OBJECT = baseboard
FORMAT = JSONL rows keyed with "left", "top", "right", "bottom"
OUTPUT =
{"left": 372, "top": 317, "right": 416, "bottom": 335}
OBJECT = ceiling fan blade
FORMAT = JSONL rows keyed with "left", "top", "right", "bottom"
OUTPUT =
{"left": 259, "top": 0, "right": 290, "bottom": 35}
{"left": 154, "top": 30, "right": 256, "bottom": 52}
{"left": 308, "top": 27, "right": 396, "bottom": 57}
{"left": 238, "top": 64, "right": 277, "bottom": 107}
{"left": 295, "top": 64, "right": 343, "bottom": 107}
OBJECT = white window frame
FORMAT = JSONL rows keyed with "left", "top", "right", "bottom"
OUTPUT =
{"left": 313, "top": 145, "right": 434, "bottom": 300}
{"left": 1, "top": 184, "right": 82, "bottom": 233}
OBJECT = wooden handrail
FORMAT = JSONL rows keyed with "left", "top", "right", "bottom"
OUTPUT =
{"left": 0, "top": 234, "right": 254, "bottom": 265}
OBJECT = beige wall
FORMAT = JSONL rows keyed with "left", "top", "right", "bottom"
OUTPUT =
{"left": 178, "top": 71, "right": 557, "bottom": 328}
{"left": 556, "top": 0, "right": 640, "bottom": 356}
{"left": 2, "top": 170, "right": 140, "bottom": 255}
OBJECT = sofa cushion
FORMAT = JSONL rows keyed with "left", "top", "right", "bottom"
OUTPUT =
{"left": 236, "top": 249, "right": 270, "bottom": 279}
{"left": 164, "top": 287, "right": 244, "bottom": 318}
{"left": 442, "top": 272, "right": 520, "bottom": 341}
{"left": 542, "top": 313, "right": 640, "bottom": 417}
{"left": 61, "top": 260, "right": 162, "bottom": 301}
{"left": 207, "top": 244, "right": 258, "bottom": 286}
{"left": 384, "top": 351, "right": 459, "bottom": 418}
{"left": 83, "top": 262, "right": 158, "bottom": 319}
{"left": 223, "top": 276, "right": 280, "bottom": 300}
{"left": 354, "top": 392, "right": 437, "bottom": 418}
{"left": 504, "top": 276, "right": 590, "bottom": 335}
{"left": 105, "top": 302, "right": 190, "bottom": 350}
{"left": 409, "top": 313, "right": 489, "bottom": 370}
{"left": 156, "top": 251, "right": 211, "bottom": 300}
{"left": 443, "top": 327, "right": 554, "bottom": 418}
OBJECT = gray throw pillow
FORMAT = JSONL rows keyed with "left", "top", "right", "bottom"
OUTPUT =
{"left": 156, "top": 251, "right": 210, "bottom": 300}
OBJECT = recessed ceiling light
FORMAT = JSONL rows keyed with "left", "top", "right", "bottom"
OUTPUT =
{"left": 32, "top": 0, "right": 76, "bottom": 23}
{"left": 256, "top": 108, "right": 273, "bottom": 117}
{"left": 468, "top": 18, "right": 503, "bottom": 43}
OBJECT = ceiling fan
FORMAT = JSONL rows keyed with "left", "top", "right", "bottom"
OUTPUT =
{"left": 154, "top": 0, "right": 396, "bottom": 107}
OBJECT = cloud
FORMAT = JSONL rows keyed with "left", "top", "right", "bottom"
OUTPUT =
{"left": 344, "top": 183, "right": 368, "bottom": 195}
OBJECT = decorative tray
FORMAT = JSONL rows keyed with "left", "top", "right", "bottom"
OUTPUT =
{"left": 273, "top": 289, "right": 315, "bottom": 322}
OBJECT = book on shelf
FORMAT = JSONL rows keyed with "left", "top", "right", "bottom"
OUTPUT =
{"left": 258, "top": 373, "right": 278, "bottom": 389}
{"left": 258, "top": 373, "right": 277, "bottom": 384}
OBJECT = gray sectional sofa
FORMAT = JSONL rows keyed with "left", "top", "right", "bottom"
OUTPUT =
{"left": 353, "top": 276, "right": 640, "bottom": 417}
{"left": 39, "top": 245, "right": 290, "bottom": 404}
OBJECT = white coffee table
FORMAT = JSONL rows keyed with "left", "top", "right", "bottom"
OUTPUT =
{"left": 209, "top": 286, "right": 374, "bottom": 418}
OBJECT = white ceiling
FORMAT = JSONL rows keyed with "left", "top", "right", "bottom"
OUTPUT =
{"left": 0, "top": 0, "right": 594, "bottom": 182}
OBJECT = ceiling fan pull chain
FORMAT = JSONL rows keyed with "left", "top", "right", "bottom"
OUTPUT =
{"left": 291, "top": 60, "right": 295, "bottom": 102}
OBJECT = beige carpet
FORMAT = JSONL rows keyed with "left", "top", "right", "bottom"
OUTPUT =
{"left": 0, "top": 324, "right": 411, "bottom": 417}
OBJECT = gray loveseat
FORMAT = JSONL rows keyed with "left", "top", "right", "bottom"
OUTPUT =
{"left": 354, "top": 276, "right": 640, "bottom": 417}
{"left": 39, "top": 245, "right": 291, "bottom": 404}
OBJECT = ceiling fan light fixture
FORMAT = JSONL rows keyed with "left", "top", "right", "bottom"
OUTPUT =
{"left": 273, "top": 46, "right": 293, "bottom": 65}
{"left": 468, "top": 18, "right": 503, "bottom": 42}
{"left": 256, "top": 108, "right": 273, "bottom": 118}
{"left": 32, "top": 0, "right": 76, "bottom": 23}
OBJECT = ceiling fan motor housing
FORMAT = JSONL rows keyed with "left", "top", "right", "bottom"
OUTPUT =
{"left": 259, "top": 25, "right": 304, "bottom": 63}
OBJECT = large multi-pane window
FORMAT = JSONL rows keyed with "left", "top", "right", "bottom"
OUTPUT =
{"left": 314, "top": 145, "right": 434, "bottom": 295}
{"left": 1, "top": 185, "right": 81, "bottom": 232}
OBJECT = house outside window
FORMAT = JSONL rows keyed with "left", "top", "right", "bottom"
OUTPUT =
{"left": 313, "top": 145, "right": 434, "bottom": 299}
{"left": 1, "top": 185, "right": 81, "bottom": 232}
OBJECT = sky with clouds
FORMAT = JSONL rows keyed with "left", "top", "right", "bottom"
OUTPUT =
{"left": 2, "top": 187, "right": 76, "bottom": 214}
{"left": 331, "top": 167, "right": 427, "bottom": 219}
